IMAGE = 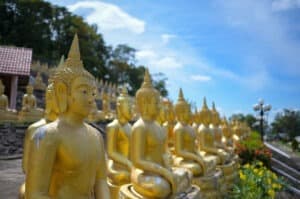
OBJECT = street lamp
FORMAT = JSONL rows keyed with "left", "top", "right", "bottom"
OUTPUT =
{"left": 253, "top": 99, "right": 271, "bottom": 142}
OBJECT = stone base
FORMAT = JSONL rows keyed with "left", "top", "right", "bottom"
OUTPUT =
{"left": 119, "top": 184, "right": 201, "bottom": 199}
{"left": 217, "top": 160, "right": 238, "bottom": 192}
{"left": 108, "top": 181, "right": 121, "bottom": 199}
{"left": 192, "top": 169, "right": 223, "bottom": 199}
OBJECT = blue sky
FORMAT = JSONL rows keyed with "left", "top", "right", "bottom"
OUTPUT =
{"left": 48, "top": 0, "right": 300, "bottom": 122}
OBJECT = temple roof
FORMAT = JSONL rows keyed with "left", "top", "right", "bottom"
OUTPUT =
{"left": 0, "top": 46, "right": 32, "bottom": 76}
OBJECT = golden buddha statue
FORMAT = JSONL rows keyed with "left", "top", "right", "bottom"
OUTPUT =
{"left": 120, "top": 69, "right": 200, "bottom": 199}
{"left": 25, "top": 34, "right": 110, "bottom": 199}
{"left": 197, "top": 98, "right": 229, "bottom": 165}
{"left": 18, "top": 84, "right": 44, "bottom": 122}
{"left": 0, "top": 79, "right": 18, "bottom": 121}
{"left": 106, "top": 86, "right": 132, "bottom": 199}
{"left": 173, "top": 89, "right": 222, "bottom": 199}
{"left": 221, "top": 117, "right": 234, "bottom": 149}
{"left": 232, "top": 120, "right": 243, "bottom": 146}
{"left": 19, "top": 83, "right": 59, "bottom": 199}
{"left": 102, "top": 89, "right": 114, "bottom": 120}
{"left": 157, "top": 97, "right": 167, "bottom": 126}
{"left": 162, "top": 98, "right": 176, "bottom": 149}
{"left": 33, "top": 72, "right": 46, "bottom": 90}
{"left": 191, "top": 108, "right": 200, "bottom": 133}
{"left": 87, "top": 101, "right": 105, "bottom": 122}
{"left": 209, "top": 102, "right": 238, "bottom": 191}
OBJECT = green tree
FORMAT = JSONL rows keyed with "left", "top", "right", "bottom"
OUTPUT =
{"left": 271, "top": 109, "right": 300, "bottom": 140}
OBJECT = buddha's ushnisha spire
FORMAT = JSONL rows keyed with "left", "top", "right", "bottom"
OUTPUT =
{"left": 202, "top": 97, "right": 208, "bottom": 110}
{"left": 141, "top": 68, "right": 153, "bottom": 89}
{"left": 65, "top": 34, "right": 83, "bottom": 68}
{"left": 178, "top": 88, "right": 185, "bottom": 102}
{"left": 212, "top": 101, "right": 216, "bottom": 111}
{"left": 57, "top": 55, "right": 65, "bottom": 69}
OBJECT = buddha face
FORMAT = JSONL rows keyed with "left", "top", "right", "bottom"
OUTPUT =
{"left": 118, "top": 97, "right": 132, "bottom": 121}
{"left": 45, "top": 85, "right": 58, "bottom": 120}
{"left": 27, "top": 86, "right": 33, "bottom": 94}
{"left": 138, "top": 95, "right": 159, "bottom": 120}
{"left": 177, "top": 105, "right": 191, "bottom": 124}
{"left": 68, "top": 76, "right": 96, "bottom": 118}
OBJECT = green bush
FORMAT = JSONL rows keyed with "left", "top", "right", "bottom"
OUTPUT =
{"left": 236, "top": 131, "right": 271, "bottom": 168}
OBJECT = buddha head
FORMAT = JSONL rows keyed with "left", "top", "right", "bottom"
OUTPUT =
{"left": 135, "top": 68, "right": 159, "bottom": 120}
{"left": 163, "top": 98, "right": 175, "bottom": 123}
{"left": 157, "top": 97, "right": 167, "bottom": 124}
{"left": 26, "top": 84, "right": 34, "bottom": 95}
{"left": 51, "top": 34, "right": 96, "bottom": 119}
{"left": 0, "top": 80, "right": 4, "bottom": 95}
{"left": 199, "top": 97, "right": 212, "bottom": 126}
{"left": 116, "top": 86, "right": 132, "bottom": 122}
{"left": 174, "top": 88, "right": 191, "bottom": 124}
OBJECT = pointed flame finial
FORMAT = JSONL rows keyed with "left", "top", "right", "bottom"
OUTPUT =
{"left": 65, "top": 34, "right": 83, "bottom": 68}
{"left": 202, "top": 97, "right": 208, "bottom": 109}
{"left": 57, "top": 55, "right": 65, "bottom": 69}
{"left": 178, "top": 88, "right": 185, "bottom": 101}
{"left": 212, "top": 101, "right": 216, "bottom": 111}
{"left": 141, "top": 68, "right": 153, "bottom": 89}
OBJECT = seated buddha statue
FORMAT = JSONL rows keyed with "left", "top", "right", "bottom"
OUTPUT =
{"left": 87, "top": 101, "right": 105, "bottom": 122}
{"left": 101, "top": 89, "right": 114, "bottom": 120}
{"left": 33, "top": 72, "right": 46, "bottom": 90}
{"left": 162, "top": 98, "right": 176, "bottom": 149}
{"left": 120, "top": 69, "right": 200, "bottom": 199}
{"left": 173, "top": 89, "right": 224, "bottom": 198}
{"left": 197, "top": 98, "right": 229, "bottom": 165}
{"left": 232, "top": 120, "right": 243, "bottom": 146}
{"left": 221, "top": 117, "right": 234, "bottom": 149}
{"left": 156, "top": 97, "right": 167, "bottom": 126}
{"left": 25, "top": 34, "right": 110, "bottom": 199}
{"left": 211, "top": 103, "right": 234, "bottom": 155}
{"left": 191, "top": 108, "right": 200, "bottom": 133}
{"left": 19, "top": 83, "right": 59, "bottom": 199}
{"left": 18, "top": 84, "right": 44, "bottom": 122}
{"left": 0, "top": 79, "right": 17, "bottom": 121}
{"left": 106, "top": 86, "right": 132, "bottom": 199}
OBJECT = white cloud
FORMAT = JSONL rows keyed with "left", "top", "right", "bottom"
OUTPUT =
{"left": 136, "top": 50, "right": 157, "bottom": 60}
{"left": 190, "top": 75, "right": 211, "bottom": 82}
{"left": 272, "top": 0, "right": 300, "bottom": 11}
{"left": 154, "top": 57, "right": 182, "bottom": 68}
{"left": 68, "top": 1, "right": 145, "bottom": 34}
{"left": 161, "top": 34, "right": 176, "bottom": 44}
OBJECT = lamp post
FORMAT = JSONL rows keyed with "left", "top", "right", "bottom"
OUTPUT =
{"left": 253, "top": 99, "right": 271, "bottom": 142}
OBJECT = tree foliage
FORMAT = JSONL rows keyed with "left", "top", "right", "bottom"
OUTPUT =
{"left": 271, "top": 109, "right": 300, "bottom": 140}
{"left": 0, "top": 0, "right": 168, "bottom": 96}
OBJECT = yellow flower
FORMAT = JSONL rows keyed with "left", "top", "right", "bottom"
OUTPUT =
{"left": 258, "top": 161, "right": 263, "bottom": 166}
{"left": 272, "top": 173, "right": 278, "bottom": 180}
{"left": 239, "top": 172, "right": 246, "bottom": 180}
{"left": 258, "top": 170, "right": 263, "bottom": 176}
{"left": 244, "top": 164, "right": 250, "bottom": 169}
{"left": 268, "top": 189, "right": 275, "bottom": 198}
{"left": 267, "top": 178, "right": 272, "bottom": 185}
{"left": 254, "top": 168, "right": 259, "bottom": 174}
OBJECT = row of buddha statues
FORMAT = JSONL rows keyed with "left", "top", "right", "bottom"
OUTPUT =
{"left": 19, "top": 34, "right": 251, "bottom": 199}
{"left": 0, "top": 72, "right": 122, "bottom": 122}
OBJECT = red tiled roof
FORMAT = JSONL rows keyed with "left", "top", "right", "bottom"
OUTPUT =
{"left": 0, "top": 46, "right": 32, "bottom": 76}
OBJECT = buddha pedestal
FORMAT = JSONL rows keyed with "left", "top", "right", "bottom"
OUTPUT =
{"left": 106, "top": 86, "right": 133, "bottom": 199}
{"left": 119, "top": 69, "right": 200, "bottom": 199}
{"left": 0, "top": 80, "right": 18, "bottom": 122}
{"left": 18, "top": 85, "right": 44, "bottom": 122}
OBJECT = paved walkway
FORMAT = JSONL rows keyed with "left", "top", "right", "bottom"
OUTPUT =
{"left": 0, "top": 158, "right": 24, "bottom": 199}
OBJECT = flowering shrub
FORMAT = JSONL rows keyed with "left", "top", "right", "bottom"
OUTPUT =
{"left": 230, "top": 161, "right": 286, "bottom": 199}
{"left": 236, "top": 131, "right": 272, "bottom": 167}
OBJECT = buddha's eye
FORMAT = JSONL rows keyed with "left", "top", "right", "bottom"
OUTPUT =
{"left": 82, "top": 90, "right": 87, "bottom": 94}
